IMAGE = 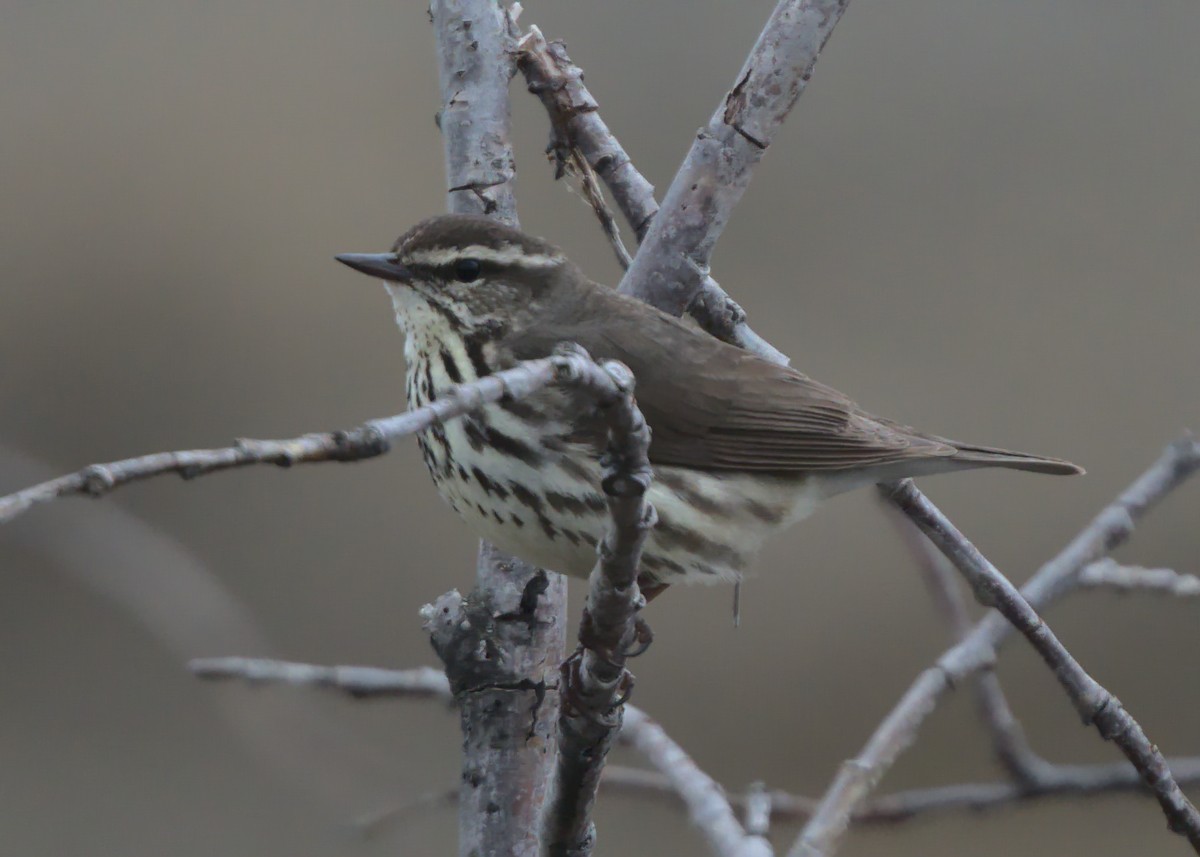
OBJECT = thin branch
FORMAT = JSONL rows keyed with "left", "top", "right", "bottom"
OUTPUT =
{"left": 355, "top": 786, "right": 459, "bottom": 841}
{"left": 883, "top": 501, "right": 1047, "bottom": 784}
{"left": 601, "top": 758, "right": 1200, "bottom": 826}
{"left": 1080, "top": 559, "right": 1200, "bottom": 598}
{"left": 743, "top": 782, "right": 774, "bottom": 839}
{"left": 623, "top": 707, "right": 772, "bottom": 857}
{"left": 616, "top": 0, "right": 851, "bottom": 321}
{"left": 886, "top": 478, "right": 1200, "bottom": 849}
{"left": 515, "top": 26, "right": 789, "bottom": 365}
{"left": 543, "top": 348, "right": 656, "bottom": 856}
{"left": 185, "top": 655, "right": 757, "bottom": 853}
{"left": 189, "top": 658, "right": 452, "bottom": 700}
{"left": 0, "top": 357, "right": 563, "bottom": 526}
{"left": 791, "top": 436, "right": 1200, "bottom": 857}
{"left": 561, "top": 145, "right": 634, "bottom": 270}
{"left": 189, "top": 655, "right": 1200, "bottom": 837}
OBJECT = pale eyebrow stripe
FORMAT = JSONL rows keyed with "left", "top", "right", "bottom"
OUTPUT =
{"left": 403, "top": 245, "right": 563, "bottom": 268}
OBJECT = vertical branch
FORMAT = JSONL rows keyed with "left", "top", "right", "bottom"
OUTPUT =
{"left": 541, "top": 352, "right": 656, "bottom": 856}
{"left": 428, "top": 3, "right": 567, "bottom": 856}
{"left": 432, "top": 0, "right": 519, "bottom": 224}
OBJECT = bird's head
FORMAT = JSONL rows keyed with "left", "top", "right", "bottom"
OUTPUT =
{"left": 337, "top": 214, "right": 579, "bottom": 339}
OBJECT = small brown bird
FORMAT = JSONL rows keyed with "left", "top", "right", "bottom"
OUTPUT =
{"left": 337, "top": 215, "right": 1081, "bottom": 592}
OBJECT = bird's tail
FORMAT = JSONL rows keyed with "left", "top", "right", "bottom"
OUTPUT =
{"left": 947, "top": 441, "right": 1084, "bottom": 476}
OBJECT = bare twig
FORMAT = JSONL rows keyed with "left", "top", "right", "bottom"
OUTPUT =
{"left": 789, "top": 438, "right": 1200, "bottom": 857}
{"left": 743, "top": 782, "right": 774, "bottom": 839}
{"left": 0, "top": 357, "right": 564, "bottom": 526}
{"left": 616, "top": 0, "right": 851, "bottom": 322}
{"left": 883, "top": 502, "right": 1047, "bottom": 784}
{"left": 886, "top": 478, "right": 1200, "bottom": 849}
{"left": 515, "top": 27, "right": 789, "bottom": 365}
{"left": 356, "top": 787, "right": 459, "bottom": 840}
{"left": 1080, "top": 559, "right": 1200, "bottom": 597}
{"left": 623, "top": 707, "right": 772, "bottom": 857}
{"left": 559, "top": 146, "right": 634, "bottom": 270}
{"left": 601, "top": 758, "right": 1200, "bottom": 826}
{"left": 188, "top": 654, "right": 1200, "bottom": 838}
{"left": 190, "top": 658, "right": 452, "bottom": 699}
{"left": 543, "top": 348, "right": 656, "bottom": 856}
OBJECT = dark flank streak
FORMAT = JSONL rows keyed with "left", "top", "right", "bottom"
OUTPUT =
{"left": 463, "top": 417, "right": 487, "bottom": 452}
{"left": 508, "top": 481, "right": 544, "bottom": 513}
{"left": 440, "top": 348, "right": 464, "bottom": 384}
{"left": 745, "top": 497, "right": 784, "bottom": 524}
{"left": 460, "top": 412, "right": 543, "bottom": 466}
{"left": 562, "top": 529, "right": 581, "bottom": 546}
{"left": 582, "top": 492, "right": 606, "bottom": 513}
{"left": 509, "top": 513, "right": 525, "bottom": 528}
{"left": 422, "top": 361, "right": 435, "bottom": 402}
{"left": 654, "top": 517, "right": 743, "bottom": 568}
{"left": 483, "top": 424, "right": 543, "bottom": 466}
{"left": 657, "top": 469, "right": 731, "bottom": 518}
{"left": 471, "top": 466, "right": 510, "bottom": 499}
{"left": 557, "top": 454, "right": 592, "bottom": 481}
{"left": 498, "top": 397, "right": 539, "bottom": 420}
{"left": 641, "top": 554, "right": 689, "bottom": 576}
{"left": 430, "top": 424, "right": 452, "bottom": 461}
{"left": 544, "top": 491, "right": 595, "bottom": 517}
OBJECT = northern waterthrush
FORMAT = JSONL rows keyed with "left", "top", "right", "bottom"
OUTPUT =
{"left": 337, "top": 215, "right": 1081, "bottom": 592}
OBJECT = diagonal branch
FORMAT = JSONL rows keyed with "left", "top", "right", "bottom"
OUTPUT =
{"left": 790, "top": 436, "right": 1200, "bottom": 857}
{"left": 515, "top": 27, "right": 788, "bottom": 365}
{"left": 883, "top": 502, "right": 1048, "bottom": 784}
{"left": 884, "top": 477, "right": 1200, "bottom": 848}
{"left": 622, "top": 707, "right": 773, "bottom": 857}
{"left": 616, "top": 0, "right": 852, "bottom": 321}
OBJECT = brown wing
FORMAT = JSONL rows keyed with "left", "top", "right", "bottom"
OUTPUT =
{"left": 504, "top": 284, "right": 957, "bottom": 474}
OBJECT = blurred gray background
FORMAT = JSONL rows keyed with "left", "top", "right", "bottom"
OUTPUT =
{"left": 2, "top": 1, "right": 1198, "bottom": 855}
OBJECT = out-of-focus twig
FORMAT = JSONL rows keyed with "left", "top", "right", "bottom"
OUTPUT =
{"left": 1080, "top": 559, "right": 1200, "bottom": 597}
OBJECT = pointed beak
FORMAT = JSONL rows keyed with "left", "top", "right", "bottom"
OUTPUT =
{"left": 335, "top": 252, "right": 412, "bottom": 282}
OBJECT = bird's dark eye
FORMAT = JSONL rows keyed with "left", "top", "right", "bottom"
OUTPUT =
{"left": 453, "top": 258, "right": 482, "bottom": 282}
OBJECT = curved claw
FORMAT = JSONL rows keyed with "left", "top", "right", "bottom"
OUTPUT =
{"left": 622, "top": 617, "right": 655, "bottom": 658}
